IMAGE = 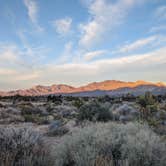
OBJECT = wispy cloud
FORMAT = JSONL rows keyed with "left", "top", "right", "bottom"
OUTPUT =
{"left": 0, "top": 39, "right": 49, "bottom": 73}
{"left": 35, "top": 47, "right": 166, "bottom": 87}
{"left": 114, "top": 36, "right": 158, "bottom": 54}
{"left": 57, "top": 42, "right": 73, "bottom": 63}
{"left": 155, "top": 5, "right": 166, "bottom": 20}
{"left": 79, "top": 0, "right": 144, "bottom": 48}
{"left": 17, "top": 30, "right": 50, "bottom": 66}
{"left": 23, "top": 0, "right": 43, "bottom": 31}
{"left": 1, "top": 46, "right": 165, "bottom": 90}
{"left": 150, "top": 25, "right": 166, "bottom": 33}
{"left": 52, "top": 17, "right": 72, "bottom": 36}
{"left": 83, "top": 50, "right": 107, "bottom": 61}
{"left": 15, "top": 72, "right": 40, "bottom": 81}
{"left": 24, "top": 0, "right": 37, "bottom": 23}
{"left": 0, "top": 44, "right": 21, "bottom": 66}
{"left": 0, "top": 69, "right": 17, "bottom": 75}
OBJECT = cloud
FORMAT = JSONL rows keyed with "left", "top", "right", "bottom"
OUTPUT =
{"left": 15, "top": 72, "right": 40, "bottom": 81}
{"left": 0, "top": 44, "right": 21, "bottom": 66}
{"left": 115, "top": 36, "right": 158, "bottom": 54}
{"left": 34, "top": 47, "right": 166, "bottom": 87}
{"left": 155, "top": 5, "right": 166, "bottom": 20}
{"left": 57, "top": 42, "right": 73, "bottom": 63}
{"left": 79, "top": 0, "right": 143, "bottom": 48}
{"left": 150, "top": 25, "right": 166, "bottom": 33}
{"left": 24, "top": 0, "right": 37, "bottom": 23}
{"left": 0, "top": 46, "right": 165, "bottom": 90}
{"left": 83, "top": 50, "right": 107, "bottom": 61}
{"left": 23, "top": 0, "right": 43, "bottom": 31}
{"left": 0, "top": 41, "right": 49, "bottom": 74}
{"left": 52, "top": 17, "right": 72, "bottom": 36}
{"left": 0, "top": 69, "right": 17, "bottom": 75}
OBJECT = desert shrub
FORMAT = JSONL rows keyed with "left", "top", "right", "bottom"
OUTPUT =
{"left": 156, "top": 110, "right": 166, "bottom": 120}
{"left": 19, "top": 104, "right": 41, "bottom": 115}
{"left": 147, "top": 104, "right": 158, "bottom": 114}
{"left": 23, "top": 114, "right": 51, "bottom": 124}
{"left": 54, "top": 122, "right": 166, "bottom": 166}
{"left": 47, "top": 95, "right": 63, "bottom": 105}
{"left": 5, "top": 107, "right": 21, "bottom": 115}
{"left": 112, "top": 104, "right": 140, "bottom": 122}
{"left": 0, "top": 103, "right": 4, "bottom": 108}
{"left": 147, "top": 118, "right": 160, "bottom": 127}
{"left": 137, "top": 92, "right": 156, "bottom": 108}
{"left": 137, "top": 92, "right": 158, "bottom": 120}
{"left": 0, "top": 126, "right": 54, "bottom": 166}
{"left": 0, "top": 108, "right": 24, "bottom": 124}
{"left": 52, "top": 105, "right": 78, "bottom": 118}
{"left": 23, "top": 114, "right": 36, "bottom": 122}
{"left": 97, "top": 95, "right": 112, "bottom": 103}
{"left": 48, "top": 126, "right": 69, "bottom": 136}
{"left": 47, "top": 120, "right": 69, "bottom": 136}
{"left": 78, "top": 101, "right": 112, "bottom": 122}
{"left": 72, "top": 98, "right": 84, "bottom": 108}
{"left": 137, "top": 96, "right": 147, "bottom": 108}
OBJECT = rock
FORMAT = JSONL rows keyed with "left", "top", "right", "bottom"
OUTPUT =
{"left": 46, "top": 115, "right": 54, "bottom": 122}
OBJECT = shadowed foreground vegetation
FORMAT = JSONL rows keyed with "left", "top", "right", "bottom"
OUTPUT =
{"left": 0, "top": 92, "right": 166, "bottom": 165}
{"left": 0, "top": 122, "right": 166, "bottom": 166}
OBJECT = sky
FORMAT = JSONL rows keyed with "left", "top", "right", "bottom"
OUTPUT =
{"left": 0, "top": 0, "right": 166, "bottom": 90}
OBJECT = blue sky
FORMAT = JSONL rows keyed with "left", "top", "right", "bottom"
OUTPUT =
{"left": 0, "top": 0, "right": 166, "bottom": 90}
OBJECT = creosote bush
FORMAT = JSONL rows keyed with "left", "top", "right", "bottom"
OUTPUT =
{"left": 0, "top": 126, "right": 54, "bottom": 166}
{"left": 137, "top": 91, "right": 156, "bottom": 108}
{"left": 78, "top": 101, "right": 113, "bottom": 122}
{"left": 54, "top": 122, "right": 166, "bottom": 166}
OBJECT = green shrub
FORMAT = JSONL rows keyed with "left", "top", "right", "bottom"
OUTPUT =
{"left": 72, "top": 98, "right": 84, "bottom": 108}
{"left": 23, "top": 114, "right": 50, "bottom": 124}
{"left": 23, "top": 114, "right": 36, "bottom": 122}
{"left": 78, "top": 101, "right": 112, "bottom": 122}
{"left": 137, "top": 92, "right": 156, "bottom": 108}
{"left": 137, "top": 95, "right": 147, "bottom": 108}
{"left": 147, "top": 104, "right": 158, "bottom": 114}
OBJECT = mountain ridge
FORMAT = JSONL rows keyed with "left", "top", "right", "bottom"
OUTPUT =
{"left": 0, "top": 80, "right": 165, "bottom": 96}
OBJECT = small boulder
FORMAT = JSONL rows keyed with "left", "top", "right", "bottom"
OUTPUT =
{"left": 46, "top": 115, "right": 54, "bottom": 122}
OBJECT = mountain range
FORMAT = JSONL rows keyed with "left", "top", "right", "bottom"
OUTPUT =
{"left": 0, "top": 80, "right": 166, "bottom": 97}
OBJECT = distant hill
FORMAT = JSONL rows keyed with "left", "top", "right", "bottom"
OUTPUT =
{"left": 0, "top": 80, "right": 165, "bottom": 96}
{"left": 69, "top": 85, "right": 166, "bottom": 97}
